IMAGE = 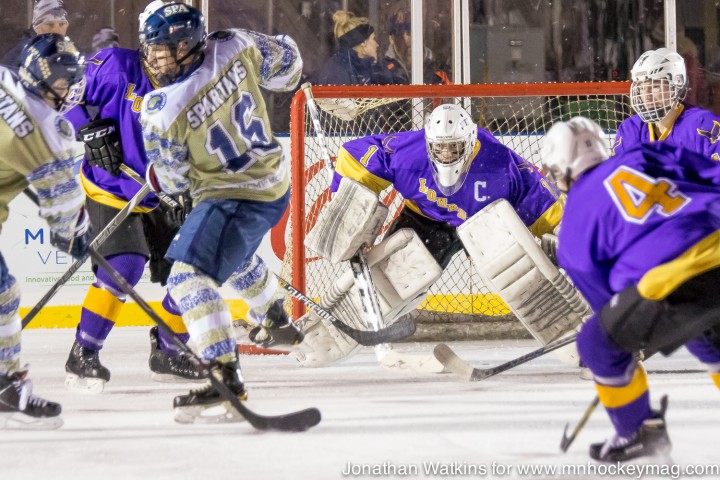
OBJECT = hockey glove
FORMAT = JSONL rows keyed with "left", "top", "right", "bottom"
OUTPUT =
{"left": 145, "top": 164, "right": 163, "bottom": 193}
{"left": 50, "top": 207, "right": 93, "bottom": 260}
{"left": 78, "top": 118, "right": 124, "bottom": 176}
{"left": 160, "top": 191, "right": 193, "bottom": 228}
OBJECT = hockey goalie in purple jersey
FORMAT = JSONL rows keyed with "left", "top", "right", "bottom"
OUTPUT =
{"left": 612, "top": 47, "right": 720, "bottom": 162}
{"left": 294, "top": 104, "right": 591, "bottom": 369}
{"left": 542, "top": 116, "right": 720, "bottom": 463}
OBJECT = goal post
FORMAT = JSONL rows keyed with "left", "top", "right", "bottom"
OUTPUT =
{"left": 286, "top": 82, "right": 631, "bottom": 334}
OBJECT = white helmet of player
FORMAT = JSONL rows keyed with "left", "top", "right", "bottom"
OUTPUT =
{"left": 138, "top": 0, "right": 171, "bottom": 30}
{"left": 540, "top": 117, "right": 610, "bottom": 192}
{"left": 425, "top": 104, "right": 477, "bottom": 196}
{"left": 630, "top": 48, "right": 688, "bottom": 123}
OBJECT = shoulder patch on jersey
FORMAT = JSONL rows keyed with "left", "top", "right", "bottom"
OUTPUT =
{"left": 209, "top": 30, "right": 235, "bottom": 42}
{"left": 696, "top": 120, "right": 720, "bottom": 144}
{"left": 382, "top": 135, "right": 397, "bottom": 153}
{"left": 146, "top": 92, "right": 167, "bottom": 114}
{"left": 54, "top": 116, "right": 74, "bottom": 140}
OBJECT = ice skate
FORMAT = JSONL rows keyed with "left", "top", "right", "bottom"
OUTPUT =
{"left": 148, "top": 327, "right": 206, "bottom": 383}
{"left": 65, "top": 341, "right": 111, "bottom": 394}
{"left": 248, "top": 299, "right": 304, "bottom": 348}
{"left": 0, "top": 370, "right": 62, "bottom": 430}
{"left": 173, "top": 360, "right": 248, "bottom": 424}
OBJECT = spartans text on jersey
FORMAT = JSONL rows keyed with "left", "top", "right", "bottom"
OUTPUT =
{"left": 0, "top": 87, "right": 33, "bottom": 138}
{"left": 186, "top": 60, "right": 248, "bottom": 129}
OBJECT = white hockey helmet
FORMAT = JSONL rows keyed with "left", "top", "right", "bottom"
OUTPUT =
{"left": 630, "top": 48, "right": 688, "bottom": 123}
{"left": 540, "top": 117, "right": 610, "bottom": 192}
{"left": 138, "top": 0, "right": 171, "bottom": 30}
{"left": 425, "top": 104, "right": 477, "bottom": 196}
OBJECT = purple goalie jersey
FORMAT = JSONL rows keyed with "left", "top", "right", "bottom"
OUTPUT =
{"left": 65, "top": 48, "right": 158, "bottom": 210}
{"left": 332, "top": 128, "right": 563, "bottom": 236}
{"left": 558, "top": 142, "right": 720, "bottom": 313}
{"left": 613, "top": 104, "right": 720, "bottom": 162}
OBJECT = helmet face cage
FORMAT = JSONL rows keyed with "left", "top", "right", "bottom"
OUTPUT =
{"left": 19, "top": 33, "right": 86, "bottom": 113}
{"left": 630, "top": 49, "right": 688, "bottom": 123}
{"left": 424, "top": 104, "right": 477, "bottom": 196}
{"left": 139, "top": 3, "right": 206, "bottom": 87}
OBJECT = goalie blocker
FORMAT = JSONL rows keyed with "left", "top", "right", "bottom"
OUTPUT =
{"left": 457, "top": 199, "right": 592, "bottom": 366}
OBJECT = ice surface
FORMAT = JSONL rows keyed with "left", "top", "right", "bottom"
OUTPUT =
{"left": 4, "top": 328, "right": 719, "bottom": 480}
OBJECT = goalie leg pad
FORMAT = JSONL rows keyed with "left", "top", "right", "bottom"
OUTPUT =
{"left": 304, "top": 177, "right": 388, "bottom": 265}
{"left": 458, "top": 199, "right": 591, "bottom": 366}
{"left": 294, "top": 230, "right": 442, "bottom": 367}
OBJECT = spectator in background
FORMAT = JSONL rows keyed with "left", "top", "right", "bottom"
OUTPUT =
{"left": 1, "top": 0, "right": 69, "bottom": 69}
{"left": 317, "top": 10, "right": 407, "bottom": 86}
{"left": 385, "top": 9, "right": 448, "bottom": 85}
{"left": 91, "top": 27, "right": 120, "bottom": 54}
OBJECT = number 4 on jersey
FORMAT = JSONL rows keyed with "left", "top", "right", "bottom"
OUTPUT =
{"left": 604, "top": 165, "right": 691, "bottom": 224}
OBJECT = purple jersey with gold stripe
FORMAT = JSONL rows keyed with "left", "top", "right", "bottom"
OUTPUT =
{"left": 333, "top": 127, "right": 564, "bottom": 236}
{"left": 65, "top": 48, "right": 158, "bottom": 210}
{"left": 612, "top": 104, "right": 720, "bottom": 162}
{"left": 558, "top": 142, "right": 720, "bottom": 313}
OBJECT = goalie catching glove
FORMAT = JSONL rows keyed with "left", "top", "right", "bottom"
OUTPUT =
{"left": 78, "top": 118, "right": 124, "bottom": 176}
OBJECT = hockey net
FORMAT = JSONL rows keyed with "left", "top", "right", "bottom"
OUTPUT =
{"left": 284, "top": 82, "right": 631, "bottom": 325}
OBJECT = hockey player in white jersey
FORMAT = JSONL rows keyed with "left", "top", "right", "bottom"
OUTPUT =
{"left": 139, "top": 3, "right": 303, "bottom": 422}
{"left": 0, "top": 33, "right": 90, "bottom": 428}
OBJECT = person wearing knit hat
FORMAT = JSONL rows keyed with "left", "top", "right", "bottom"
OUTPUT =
{"left": 1, "top": 0, "right": 69, "bottom": 69}
{"left": 32, "top": 0, "right": 69, "bottom": 34}
{"left": 317, "top": 10, "right": 407, "bottom": 86}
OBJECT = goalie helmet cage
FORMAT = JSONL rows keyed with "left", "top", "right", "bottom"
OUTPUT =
{"left": 286, "top": 82, "right": 631, "bottom": 333}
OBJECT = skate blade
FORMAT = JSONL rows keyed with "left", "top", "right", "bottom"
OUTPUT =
{"left": 173, "top": 402, "right": 247, "bottom": 424}
{"left": 151, "top": 372, "right": 206, "bottom": 384}
{"left": 65, "top": 373, "right": 106, "bottom": 394}
{"left": 0, "top": 412, "right": 63, "bottom": 430}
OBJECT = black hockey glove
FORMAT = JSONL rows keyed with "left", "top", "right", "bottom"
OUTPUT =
{"left": 50, "top": 207, "right": 93, "bottom": 260}
{"left": 160, "top": 191, "right": 193, "bottom": 228}
{"left": 78, "top": 118, "right": 124, "bottom": 176}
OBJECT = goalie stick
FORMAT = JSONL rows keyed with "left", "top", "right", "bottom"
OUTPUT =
{"left": 119, "top": 168, "right": 415, "bottom": 346}
{"left": 433, "top": 333, "right": 578, "bottom": 381}
{"left": 276, "top": 276, "right": 416, "bottom": 346}
{"left": 88, "top": 247, "right": 322, "bottom": 432}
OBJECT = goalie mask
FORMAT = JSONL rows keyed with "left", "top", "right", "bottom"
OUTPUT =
{"left": 630, "top": 48, "right": 688, "bottom": 123}
{"left": 19, "top": 33, "right": 86, "bottom": 114}
{"left": 139, "top": 2, "right": 206, "bottom": 87}
{"left": 425, "top": 104, "right": 477, "bottom": 196}
{"left": 540, "top": 117, "right": 609, "bottom": 192}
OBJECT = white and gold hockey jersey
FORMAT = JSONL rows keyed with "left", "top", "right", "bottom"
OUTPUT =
{"left": 0, "top": 67, "right": 84, "bottom": 239}
{"left": 140, "top": 29, "right": 303, "bottom": 203}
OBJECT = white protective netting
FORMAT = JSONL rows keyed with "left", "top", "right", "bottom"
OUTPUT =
{"left": 284, "top": 83, "right": 632, "bottom": 326}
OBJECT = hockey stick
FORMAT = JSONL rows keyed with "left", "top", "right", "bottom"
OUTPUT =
{"left": 560, "top": 396, "right": 599, "bottom": 452}
{"left": 120, "top": 166, "right": 416, "bottom": 346}
{"left": 276, "top": 276, "right": 415, "bottom": 345}
{"left": 433, "top": 333, "right": 578, "bottom": 381}
{"left": 87, "top": 247, "right": 321, "bottom": 432}
{"left": 118, "top": 164, "right": 179, "bottom": 209}
{"left": 301, "top": 82, "right": 335, "bottom": 176}
{"left": 21, "top": 183, "right": 152, "bottom": 329}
